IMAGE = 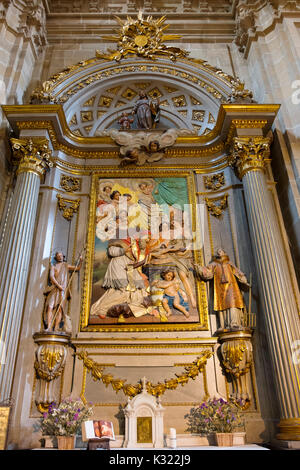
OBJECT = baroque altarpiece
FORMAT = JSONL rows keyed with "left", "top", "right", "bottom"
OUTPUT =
{"left": 0, "top": 3, "right": 299, "bottom": 449}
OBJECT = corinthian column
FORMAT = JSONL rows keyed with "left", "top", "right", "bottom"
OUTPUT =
{"left": 0, "top": 137, "right": 53, "bottom": 401}
{"left": 229, "top": 136, "right": 300, "bottom": 443}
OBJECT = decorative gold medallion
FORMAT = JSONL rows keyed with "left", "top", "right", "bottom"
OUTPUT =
{"left": 135, "top": 35, "right": 148, "bottom": 47}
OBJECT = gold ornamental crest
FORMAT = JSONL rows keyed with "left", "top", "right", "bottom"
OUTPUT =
{"left": 96, "top": 11, "right": 189, "bottom": 62}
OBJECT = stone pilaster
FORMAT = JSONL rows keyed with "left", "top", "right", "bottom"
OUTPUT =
{"left": 0, "top": 137, "right": 53, "bottom": 401}
{"left": 229, "top": 136, "right": 300, "bottom": 441}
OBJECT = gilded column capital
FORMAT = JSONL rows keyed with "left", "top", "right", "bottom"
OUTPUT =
{"left": 228, "top": 136, "right": 272, "bottom": 179}
{"left": 10, "top": 137, "right": 53, "bottom": 179}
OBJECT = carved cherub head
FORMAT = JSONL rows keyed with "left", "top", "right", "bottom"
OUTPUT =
{"left": 148, "top": 140, "right": 160, "bottom": 152}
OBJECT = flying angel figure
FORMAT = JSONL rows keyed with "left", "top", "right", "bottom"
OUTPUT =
{"left": 103, "top": 128, "right": 193, "bottom": 166}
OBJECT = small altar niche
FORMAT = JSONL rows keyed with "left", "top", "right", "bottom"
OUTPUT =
{"left": 123, "top": 377, "right": 165, "bottom": 448}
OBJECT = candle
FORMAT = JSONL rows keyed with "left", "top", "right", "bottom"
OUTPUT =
{"left": 170, "top": 428, "right": 176, "bottom": 438}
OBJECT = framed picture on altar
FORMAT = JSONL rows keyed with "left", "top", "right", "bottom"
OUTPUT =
{"left": 80, "top": 170, "right": 208, "bottom": 331}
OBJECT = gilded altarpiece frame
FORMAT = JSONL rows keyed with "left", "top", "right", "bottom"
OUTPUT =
{"left": 80, "top": 170, "right": 208, "bottom": 332}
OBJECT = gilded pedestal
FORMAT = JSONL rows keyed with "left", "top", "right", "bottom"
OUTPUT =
{"left": 33, "top": 331, "right": 70, "bottom": 413}
{"left": 218, "top": 328, "right": 253, "bottom": 405}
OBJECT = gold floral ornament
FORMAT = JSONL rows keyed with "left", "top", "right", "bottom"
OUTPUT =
{"left": 77, "top": 350, "right": 213, "bottom": 398}
{"left": 56, "top": 194, "right": 80, "bottom": 221}
{"left": 30, "top": 59, "right": 92, "bottom": 104}
{"left": 204, "top": 173, "right": 225, "bottom": 191}
{"left": 227, "top": 82, "right": 254, "bottom": 104}
{"left": 34, "top": 346, "right": 65, "bottom": 382}
{"left": 219, "top": 334, "right": 253, "bottom": 411}
{"left": 205, "top": 194, "right": 228, "bottom": 218}
{"left": 96, "top": 11, "right": 189, "bottom": 62}
{"left": 60, "top": 175, "right": 81, "bottom": 193}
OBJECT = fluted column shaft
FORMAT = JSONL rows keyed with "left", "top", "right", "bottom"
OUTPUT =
{"left": 231, "top": 136, "right": 300, "bottom": 440}
{"left": 0, "top": 138, "right": 52, "bottom": 401}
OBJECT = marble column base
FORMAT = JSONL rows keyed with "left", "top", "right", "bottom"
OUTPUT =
{"left": 272, "top": 439, "right": 300, "bottom": 449}
{"left": 276, "top": 418, "right": 300, "bottom": 441}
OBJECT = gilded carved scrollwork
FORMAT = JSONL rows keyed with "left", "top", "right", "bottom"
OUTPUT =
{"left": 228, "top": 136, "right": 272, "bottom": 179}
{"left": 60, "top": 175, "right": 82, "bottom": 193}
{"left": 33, "top": 332, "right": 70, "bottom": 413}
{"left": 10, "top": 137, "right": 53, "bottom": 179}
{"left": 218, "top": 330, "right": 254, "bottom": 408}
{"left": 76, "top": 349, "right": 213, "bottom": 398}
{"left": 205, "top": 194, "right": 228, "bottom": 217}
{"left": 34, "top": 345, "right": 67, "bottom": 382}
{"left": 0, "top": 0, "right": 9, "bottom": 18}
{"left": 96, "top": 12, "right": 189, "bottom": 62}
{"left": 56, "top": 194, "right": 80, "bottom": 221}
{"left": 203, "top": 172, "right": 225, "bottom": 191}
{"left": 226, "top": 84, "right": 254, "bottom": 104}
{"left": 28, "top": 12, "right": 254, "bottom": 108}
{"left": 221, "top": 339, "right": 253, "bottom": 378}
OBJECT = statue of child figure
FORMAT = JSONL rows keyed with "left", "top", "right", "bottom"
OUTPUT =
{"left": 118, "top": 112, "right": 134, "bottom": 130}
{"left": 152, "top": 268, "right": 190, "bottom": 318}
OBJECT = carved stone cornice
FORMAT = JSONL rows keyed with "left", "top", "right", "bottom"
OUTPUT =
{"left": 234, "top": 1, "right": 300, "bottom": 58}
{"left": 271, "top": 0, "right": 300, "bottom": 12}
{"left": 2, "top": 104, "right": 279, "bottom": 177}
{"left": 228, "top": 135, "right": 272, "bottom": 179}
{"left": 10, "top": 137, "right": 53, "bottom": 179}
{"left": 0, "top": 0, "right": 10, "bottom": 18}
{"left": 225, "top": 119, "right": 268, "bottom": 148}
{"left": 47, "top": 0, "right": 235, "bottom": 15}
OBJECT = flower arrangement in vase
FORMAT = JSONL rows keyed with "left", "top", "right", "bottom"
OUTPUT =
{"left": 185, "top": 397, "right": 245, "bottom": 447}
{"left": 40, "top": 397, "right": 93, "bottom": 450}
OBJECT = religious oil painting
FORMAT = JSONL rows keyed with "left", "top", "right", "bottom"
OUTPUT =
{"left": 83, "top": 172, "right": 207, "bottom": 331}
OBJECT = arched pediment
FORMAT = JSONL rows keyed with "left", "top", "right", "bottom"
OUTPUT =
{"left": 5, "top": 13, "right": 277, "bottom": 168}
{"left": 31, "top": 56, "right": 253, "bottom": 138}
